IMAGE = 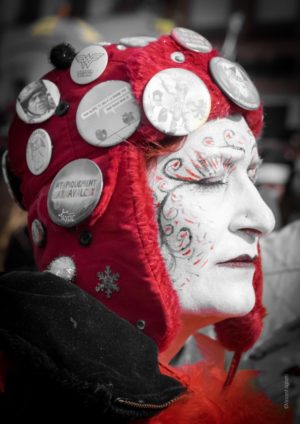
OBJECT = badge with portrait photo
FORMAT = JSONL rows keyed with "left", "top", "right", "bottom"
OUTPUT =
{"left": 16, "top": 79, "right": 60, "bottom": 124}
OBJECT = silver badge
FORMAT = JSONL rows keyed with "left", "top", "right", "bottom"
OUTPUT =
{"left": 171, "top": 27, "right": 212, "bottom": 53}
{"left": 48, "top": 159, "right": 103, "bottom": 227}
{"left": 31, "top": 219, "right": 46, "bottom": 247}
{"left": 209, "top": 57, "right": 260, "bottom": 110}
{"left": 47, "top": 256, "right": 76, "bottom": 281}
{"left": 26, "top": 129, "right": 52, "bottom": 175}
{"left": 16, "top": 79, "right": 60, "bottom": 124}
{"left": 170, "top": 51, "right": 185, "bottom": 63}
{"left": 143, "top": 68, "right": 211, "bottom": 136}
{"left": 119, "top": 36, "right": 157, "bottom": 47}
{"left": 76, "top": 80, "right": 141, "bottom": 147}
{"left": 70, "top": 45, "right": 108, "bottom": 85}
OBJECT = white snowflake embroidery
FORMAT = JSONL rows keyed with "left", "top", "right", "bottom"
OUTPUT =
{"left": 96, "top": 266, "right": 120, "bottom": 298}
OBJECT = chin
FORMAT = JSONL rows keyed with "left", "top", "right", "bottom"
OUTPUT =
{"left": 179, "top": 280, "right": 256, "bottom": 319}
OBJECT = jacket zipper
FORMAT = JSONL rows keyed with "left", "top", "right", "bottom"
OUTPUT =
{"left": 114, "top": 393, "right": 183, "bottom": 410}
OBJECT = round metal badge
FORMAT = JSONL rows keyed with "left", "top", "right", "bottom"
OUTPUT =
{"left": 171, "top": 27, "right": 212, "bottom": 53}
{"left": 209, "top": 57, "right": 260, "bottom": 110}
{"left": 119, "top": 36, "right": 157, "bottom": 47}
{"left": 48, "top": 159, "right": 103, "bottom": 228}
{"left": 16, "top": 79, "right": 60, "bottom": 124}
{"left": 170, "top": 51, "right": 185, "bottom": 63}
{"left": 47, "top": 256, "right": 76, "bottom": 281}
{"left": 31, "top": 219, "right": 46, "bottom": 247}
{"left": 70, "top": 45, "right": 108, "bottom": 85}
{"left": 26, "top": 129, "right": 52, "bottom": 175}
{"left": 143, "top": 68, "right": 211, "bottom": 136}
{"left": 76, "top": 80, "right": 141, "bottom": 147}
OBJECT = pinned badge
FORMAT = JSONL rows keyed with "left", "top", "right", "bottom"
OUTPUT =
{"left": 171, "top": 27, "right": 212, "bottom": 53}
{"left": 70, "top": 45, "right": 108, "bottom": 85}
{"left": 143, "top": 68, "right": 211, "bottom": 136}
{"left": 26, "top": 129, "right": 52, "bottom": 175}
{"left": 170, "top": 51, "right": 185, "bottom": 63}
{"left": 47, "top": 256, "right": 76, "bottom": 281}
{"left": 48, "top": 159, "right": 103, "bottom": 227}
{"left": 16, "top": 79, "right": 60, "bottom": 124}
{"left": 119, "top": 36, "right": 157, "bottom": 47}
{"left": 31, "top": 219, "right": 46, "bottom": 247}
{"left": 76, "top": 80, "right": 141, "bottom": 147}
{"left": 209, "top": 57, "right": 260, "bottom": 110}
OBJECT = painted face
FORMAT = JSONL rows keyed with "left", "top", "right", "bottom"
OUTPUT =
{"left": 147, "top": 115, "right": 275, "bottom": 318}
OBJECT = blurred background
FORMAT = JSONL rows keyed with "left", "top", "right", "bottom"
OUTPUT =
{"left": 0, "top": 0, "right": 299, "bottom": 418}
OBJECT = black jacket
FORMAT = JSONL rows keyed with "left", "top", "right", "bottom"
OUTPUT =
{"left": 0, "top": 271, "right": 184, "bottom": 420}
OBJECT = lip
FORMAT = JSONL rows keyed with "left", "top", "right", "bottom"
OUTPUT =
{"left": 217, "top": 254, "right": 257, "bottom": 268}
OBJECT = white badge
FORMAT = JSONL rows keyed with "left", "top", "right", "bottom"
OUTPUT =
{"left": 119, "top": 36, "right": 157, "bottom": 47}
{"left": 76, "top": 80, "right": 141, "bottom": 147}
{"left": 171, "top": 27, "right": 212, "bottom": 53}
{"left": 143, "top": 68, "right": 211, "bottom": 136}
{"left": 210, "top": 57, "right": 260, "bottom": 110}
{"left": 26, "top": 129, "right": 52, "bottom": 175}
{"left": 70, "top": 45, "right": 108, "bottom": 85}
{"left": 16, "top": 79, "right": 60, "bottom": 124}
{"left": 48, "top": 159, "right": 103, "bottom": 228}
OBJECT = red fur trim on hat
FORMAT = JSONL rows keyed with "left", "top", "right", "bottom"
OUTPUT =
{"left": 140, "top": 361, "right": 292, "bottom": 424}
{"left": 125, "top": 144, "right": 181, "bottom": 351}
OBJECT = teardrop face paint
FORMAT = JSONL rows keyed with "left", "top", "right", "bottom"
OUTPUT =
{"left": 147, "top": 115, "right": 275, "bottom": 318}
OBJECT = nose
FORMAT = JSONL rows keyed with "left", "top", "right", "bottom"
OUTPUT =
{"left": 229, "top": 179, "right": 275, "bottom": 237}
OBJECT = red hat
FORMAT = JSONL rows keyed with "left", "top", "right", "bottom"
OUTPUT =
{"left": 7, "top": 29, "right": 265, "bottom": 384}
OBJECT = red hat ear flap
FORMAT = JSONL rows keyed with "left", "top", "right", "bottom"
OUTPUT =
{"left": 214, "top": 245, "right": 266, "bottom": 353}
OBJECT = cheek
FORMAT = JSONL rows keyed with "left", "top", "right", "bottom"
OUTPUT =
{"left": 160, "top": 189, "right": 218, "bottom": 267}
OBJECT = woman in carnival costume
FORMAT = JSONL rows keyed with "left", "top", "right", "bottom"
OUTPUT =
{"left": 0, "top": 28, "right": 292, "bottom": 422}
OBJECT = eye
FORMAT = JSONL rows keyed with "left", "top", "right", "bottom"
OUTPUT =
{"left": 196, "top": 175, "right": 229, "bottom": 191}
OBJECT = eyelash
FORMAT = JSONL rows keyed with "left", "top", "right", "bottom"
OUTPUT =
{"left": 196, "top": 168, "right": 258, "bottom": 190}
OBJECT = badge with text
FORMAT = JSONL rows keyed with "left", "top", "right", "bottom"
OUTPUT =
{"left": 26, "top": 129, "right": 52, "bottom": 175}
{"left": 209, "top": 57, "right": 260, "bottom": 110}
{"left": 143, "top": 68, "right": 211, "bottom": 136}
{"left": 70, "top": 45, "right": 108, "bottom": 85}
{"left": 48, "top": 159, "right": 103, "bottom": 227}
{"left": 76, "top": 80, "right": 141, "bottom": 147}
{"left": 171, "top": 27, "right": 212, "bottom": 53}
{"left": 16, "top": 79, "right": 60, "bottom": 124}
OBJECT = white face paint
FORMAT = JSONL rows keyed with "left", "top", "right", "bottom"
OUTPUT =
{"left": 147, "top": 115, "right": 275, "bottom": 318}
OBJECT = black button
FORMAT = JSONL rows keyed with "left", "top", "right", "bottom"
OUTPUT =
{"left": 55, "top": 101, "right": 70, "bottom": 116}
{"left": 79, "top": 231, "right": 93, "bottom": 246}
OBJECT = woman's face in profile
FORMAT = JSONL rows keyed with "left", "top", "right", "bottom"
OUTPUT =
{"left": 148, "top": 115, "right": 275, "bottom": 319}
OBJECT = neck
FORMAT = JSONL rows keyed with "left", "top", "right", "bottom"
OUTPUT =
{"left": 159, "top": 313, "right": 223, "bottom": 364}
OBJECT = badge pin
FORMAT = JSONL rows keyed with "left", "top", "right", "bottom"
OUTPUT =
{"left": 119, "top": 36, "right": 157, "bottom": 47}
{"left": 31, "top": 219, "right": 46, "bottom": 247}
{"left": 26, "top": 129, "right": 52, "bottom": 175}
{"left": 48, "top": 159, "right": 103, "bottom": 228}
{"left": 16, "top": 79, "right": 60, "bottom": 124}
{"left": 171, "top": 27, "right": 212, "bottom": 53}
{"left": 47, "top": 256, "right": 76, "bottom": 281}
{"left": 170, "top": 51, "right": 185, "bottom": 63}
{"left": 70, "top": 45, "right": 108, "bottom": 85}
{"left": 209, "top": 57, "right": 260, "bottom": 110}
{"left": 76, "top": 80, "right": 141, "bottom": 147}
{"left": 143, "top": 68, "right": 211, "bottom": 136}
